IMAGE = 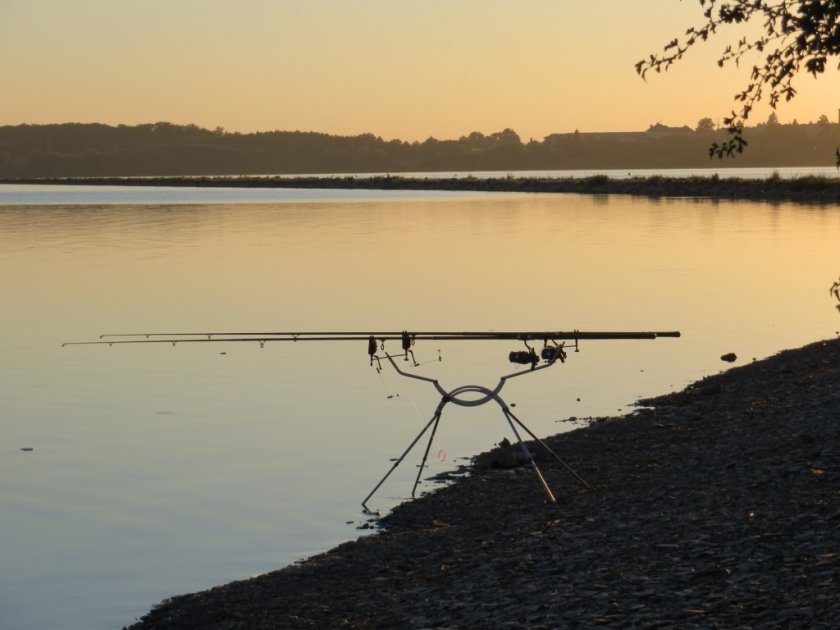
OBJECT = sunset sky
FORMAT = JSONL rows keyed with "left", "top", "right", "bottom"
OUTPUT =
{"left": 2, "top": 0, "right": 837, "bottom": 141}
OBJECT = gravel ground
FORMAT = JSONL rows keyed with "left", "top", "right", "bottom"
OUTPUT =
{"left": 127, "top": 336, "right": 840, "bottom": 629}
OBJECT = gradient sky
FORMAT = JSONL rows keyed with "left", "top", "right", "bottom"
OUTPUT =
{"left": 2, "top": 0, "right": 837, "bottom": 140}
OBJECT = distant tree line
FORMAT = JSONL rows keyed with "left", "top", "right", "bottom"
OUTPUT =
{"left": 1, "top": 119, "right": 839, "bottom": 178}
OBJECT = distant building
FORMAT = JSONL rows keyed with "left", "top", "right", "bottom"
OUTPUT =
{"left": 544, "top": 124, "right": 695, "bottom": 145}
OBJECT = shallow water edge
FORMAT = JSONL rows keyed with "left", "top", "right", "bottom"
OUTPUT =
{"left": 5, "top": 173, "right": 840, "bottom": 204}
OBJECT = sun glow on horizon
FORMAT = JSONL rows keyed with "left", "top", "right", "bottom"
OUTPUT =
{"left": 2, "top": 0, "right": 838, "bottom": 141}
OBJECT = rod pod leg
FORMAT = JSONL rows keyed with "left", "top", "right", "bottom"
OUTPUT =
{"left": 505, "top": 408, "right": 591, "bottom": 491}
{"left": 500, "top": 407, "right": 557, "bottom": 504}
{"left": 411, "top": 407, "right": 445, "bottom": 498}
{"left": 361, "top": 400, "right": 447, "bottom": 513}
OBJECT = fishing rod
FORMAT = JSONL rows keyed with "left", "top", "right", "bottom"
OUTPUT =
{"left": 89, "top": 330, "right": 678, "bottom": 340}
{"left": 64, "top": 328, "right": 681, "bottom": 511}
{"left": 65, "top": 330, "right": 680, "bottom": 355}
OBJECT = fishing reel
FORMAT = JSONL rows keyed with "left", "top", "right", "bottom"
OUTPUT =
{"left": 509, "top": 339, "right": 567, "bottom": 369}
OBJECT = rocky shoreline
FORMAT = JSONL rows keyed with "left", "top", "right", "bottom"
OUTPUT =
{"left": 127, "top": 336, "right": 840, "bottom": 628}
{"left": 6, "top": 174, "right": 840, "bottom": 204}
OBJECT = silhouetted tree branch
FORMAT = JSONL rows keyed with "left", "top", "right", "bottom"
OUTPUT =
{"left": 637, "top": 1, "right": 840, "bottom": 163}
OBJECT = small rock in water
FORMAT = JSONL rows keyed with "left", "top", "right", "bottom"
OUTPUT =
{"left": 720, "top": 352, "right": 737, "bottom": 363}
{"left": 20, "top": 447, "right": 34, "bottom": 452}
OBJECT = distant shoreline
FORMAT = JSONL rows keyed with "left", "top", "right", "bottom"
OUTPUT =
{"left": 4, "top": 174, "right": 840, "bottom": 203}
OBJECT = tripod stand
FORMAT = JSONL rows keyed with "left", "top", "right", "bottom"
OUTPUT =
{"left": 361, "top": 346, "right": 591, "bottom": 512}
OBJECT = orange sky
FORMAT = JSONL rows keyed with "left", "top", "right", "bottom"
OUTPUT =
{"left": 2, "top": 0, "right": 837, "bottom": 140}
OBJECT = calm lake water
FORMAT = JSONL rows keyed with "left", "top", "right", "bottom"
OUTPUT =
{"left": 2, "top": 183, "right": 839, "bottom": 629}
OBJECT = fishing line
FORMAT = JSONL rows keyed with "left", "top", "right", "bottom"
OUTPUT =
{"left": 376, "top": 364, "right": 399, "bottom": 400}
